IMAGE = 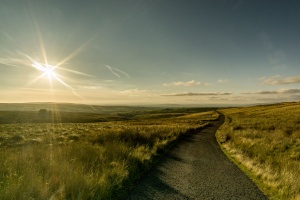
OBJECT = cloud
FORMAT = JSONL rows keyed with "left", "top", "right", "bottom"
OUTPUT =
{"left": 0, "top": 57, "right": 30, "bottom": 68}
{"left": 163, "top": 80, "right": 209, "bottom": 86}
{"left": 217, "top": 79, "right": 229, "bottom": 83}
{"left": 281, "top": 89, "right": 300, "bottom": 94}
{"left": 256, "top": 96, "right": 300, "bottom": 103}
{"left": 261, "top": 75, "right": 300, "bottom": 85}
{"left": 121, "top": 88, "right": 154, "bottom": 97}
{"left": 105, "top": 65, "right": 130, "bottom": 79}
{"left": 161, "top": 92, "right": 232, "bottom": 96}
{"left": 121, "top": 88, "right": 147, "bottom": 94}
{"left": 243, "top": 89, "right": 300, "bottom": 95}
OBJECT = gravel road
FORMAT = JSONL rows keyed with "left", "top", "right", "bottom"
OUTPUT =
{"left": 127, "top": 114, "right": 267, "bottom": 200}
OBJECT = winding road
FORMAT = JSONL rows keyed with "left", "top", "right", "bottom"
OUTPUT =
{"left": 127, "top": 114, "right": 267, "bottom": 200}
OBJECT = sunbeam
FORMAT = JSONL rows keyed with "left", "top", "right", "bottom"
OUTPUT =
{"left": 32, "top": 61, "right": 57, "bottom": 82}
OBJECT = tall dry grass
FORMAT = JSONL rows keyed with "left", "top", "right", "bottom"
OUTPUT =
{"left": 216, "top": 102, "right": 300, "bottom": 200}
{"left": 0, "top": 111, "right": 218, "bottom": 199}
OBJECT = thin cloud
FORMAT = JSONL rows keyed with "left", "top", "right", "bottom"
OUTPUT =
{"left": 217, "top": 79, "right": 229, "bottom": 83}
{"left": 121, "top": 88, "right": 147, "bottom": 94}
{"left": 261, "top": 75, "right": 300, "bottom": 85}
{"left": 163, "top": 80, "right": 209, "bottom": 87}
{"left": 121, "top": 88, "right": 153, "bottom": 97}
{"left": 280, "top": 89, "right": 300, "bottom": 93}
{"left": 0, "top": 57, "right": 30, "bottom": 68}
{"left": 57, "top": 67, "right": 93, "bottom": 77}
{"left": 105, "top": 65, "right": 130, "bottom": 79}
{"left": 256, "top": 96, "right": 300, "bottom": 102}
{"left": 161, "top": 92, "right": 232, "bottom": 96}
{"left": 243, "top": 89, "right": 300, "bottom": 95}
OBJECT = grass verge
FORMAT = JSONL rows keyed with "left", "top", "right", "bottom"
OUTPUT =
{"left": 216, "top": 102, "right": 300, "bottom": 200}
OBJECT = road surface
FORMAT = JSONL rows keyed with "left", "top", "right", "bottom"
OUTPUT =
{"left": 127, "top": 113, "right": 267, "bottom": 200}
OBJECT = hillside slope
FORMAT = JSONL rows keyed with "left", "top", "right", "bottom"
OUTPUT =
{"left": 217, "top": 102, "right": 300, "bottom": 199}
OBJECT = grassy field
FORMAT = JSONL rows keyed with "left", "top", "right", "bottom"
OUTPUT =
{"left": 0, "top": 107, "right": 218, "bottom": 199}
{"left": 217, "top": 102, "right": 300, "bottom": 200}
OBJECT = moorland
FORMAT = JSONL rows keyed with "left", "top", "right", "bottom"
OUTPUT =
{"left": 0, "top": 103, "right": 218, "bottom": 199}
{"left": 217, "top": 102, "right": 300, "bottom": 200}
{"left": 1, "top": 102, "right": 299, "bottom": 200}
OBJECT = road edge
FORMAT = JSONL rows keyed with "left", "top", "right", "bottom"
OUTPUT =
{"left": 215, "top": 111, "right": 271, "bottom": 199}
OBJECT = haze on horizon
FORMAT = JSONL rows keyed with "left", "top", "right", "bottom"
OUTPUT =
{"left": 1, "top": 0, "right": 300, "bottom": 105}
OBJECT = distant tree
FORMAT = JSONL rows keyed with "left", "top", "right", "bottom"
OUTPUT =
{"left": 38, "top": 109, "right": 47, "bottom": 118}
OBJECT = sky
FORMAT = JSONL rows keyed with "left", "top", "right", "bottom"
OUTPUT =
{"left": 1, "top": 0, "right": 300, "bottom": 105}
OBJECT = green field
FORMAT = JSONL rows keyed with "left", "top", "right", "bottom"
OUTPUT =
{"left": 0, "top": 104, "right": 218, "bottom": 199}
{"left": 217, "top": 102, "right": 300, "bottom": 200}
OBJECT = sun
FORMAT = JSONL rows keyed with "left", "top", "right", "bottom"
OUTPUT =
{"left": 30, "top": 61, "right": 72, "bottom": 90}
{"left": 25, "top": 55, "right": 91, "bottom": 98}
{"left": 32, "top": 61, "right": 58, "bottom": 81}
{"left": 43, "top": 66, "right": 56, "bottom": 80}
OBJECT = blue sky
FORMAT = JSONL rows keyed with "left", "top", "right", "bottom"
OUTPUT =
{"left": 1, "top": 0, "right": 300, "bottom": 105}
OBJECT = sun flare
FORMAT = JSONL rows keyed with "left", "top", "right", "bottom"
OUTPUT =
{"left": 32, "top": 62, "right": 57, "bottom": 81}
{"left": 18, "top": 52, "right": 92, "bottom": 101}
{"left": 30, "top": 61, "right": 71, "bottom": 89}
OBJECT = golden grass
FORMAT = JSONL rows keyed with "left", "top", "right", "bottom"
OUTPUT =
{"left": 0, "top": 110, "right": 218, "bottom": 199}
{"left": 216, "top": 102, "right": 300, "bottom": 199}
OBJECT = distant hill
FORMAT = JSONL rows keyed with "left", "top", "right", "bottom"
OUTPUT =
{"left": 0, "top": 102, "right": 220, "bottom": 124}
{"left": 0, "top": 103, "right": 160, "bottom": 113}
